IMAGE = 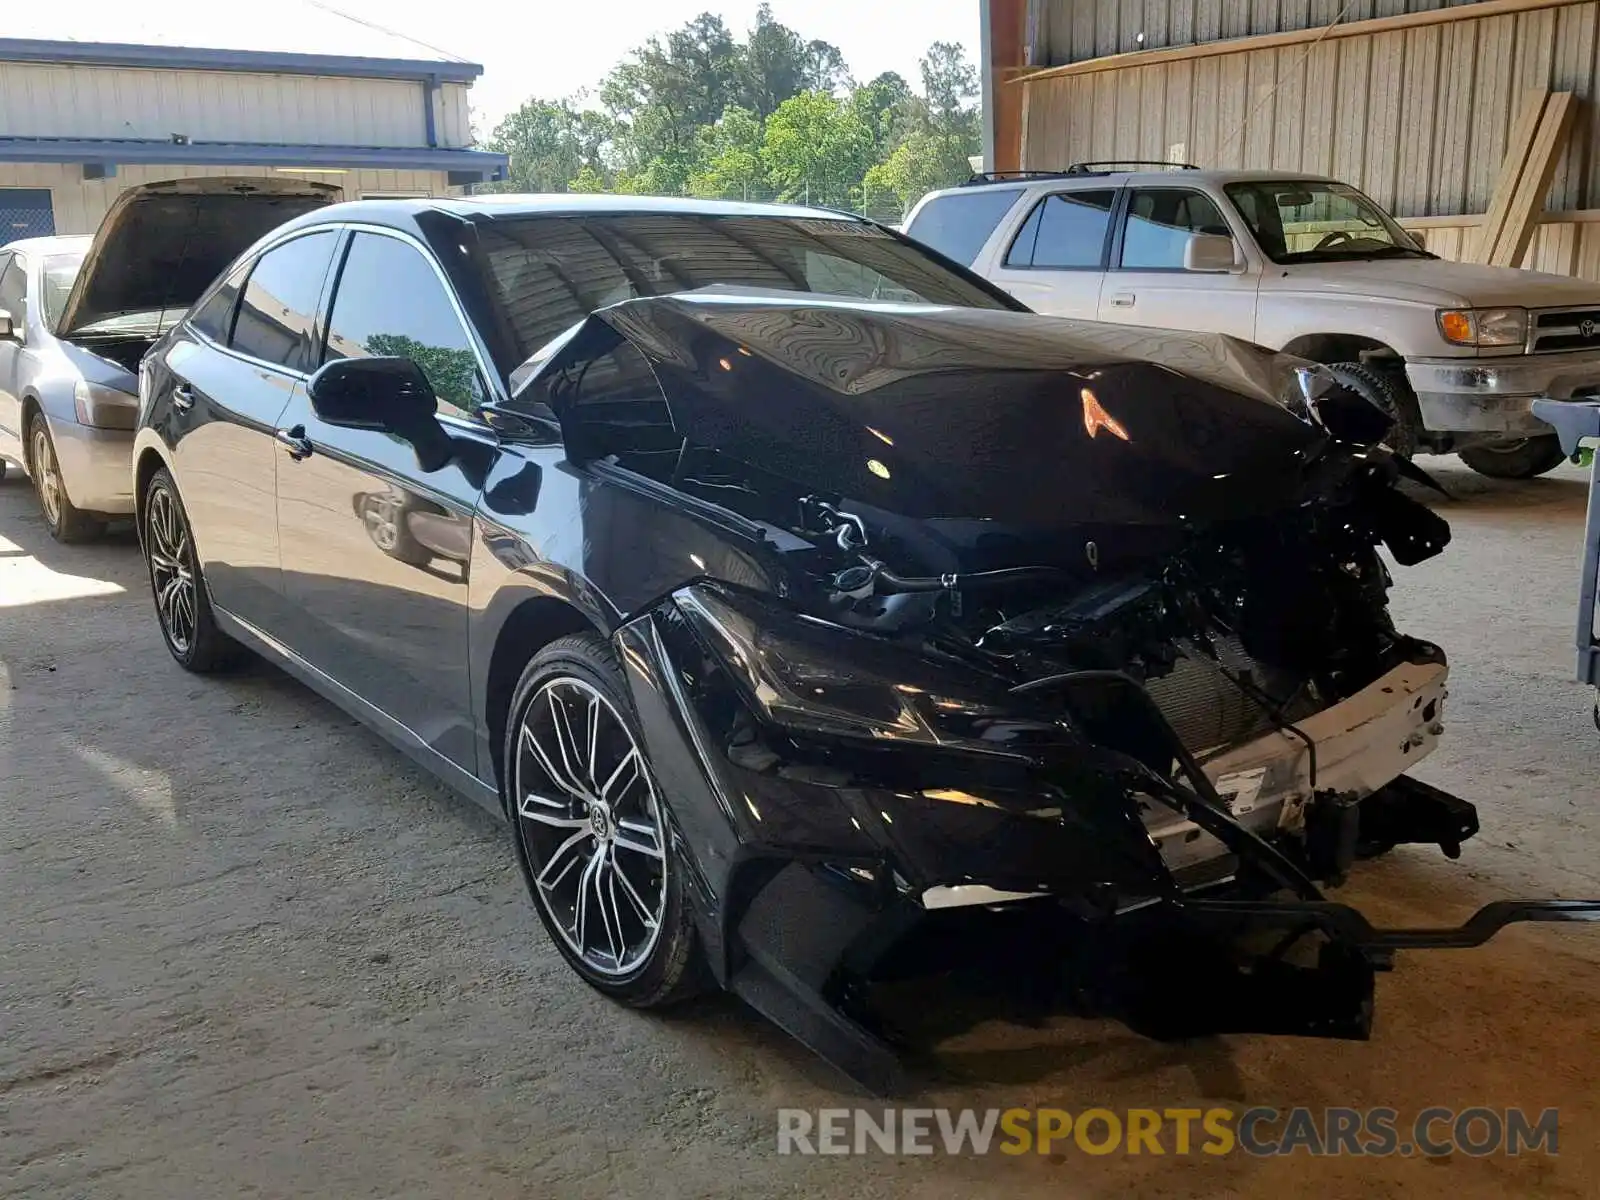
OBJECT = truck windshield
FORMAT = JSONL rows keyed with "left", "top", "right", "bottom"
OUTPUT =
{"left": 1224, "top": 180, "right": 1430, "bottom": 264}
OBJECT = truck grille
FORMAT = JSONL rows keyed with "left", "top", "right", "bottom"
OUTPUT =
{"left": 1531, "top": 307, "right": 1600, "bottom": 353}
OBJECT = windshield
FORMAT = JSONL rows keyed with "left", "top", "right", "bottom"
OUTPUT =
{"left": 477, "top": 213, "right": 1015, "bottom": 363}
{"left": 40, "top": 252, "right": 85, "bottom": 328}
{"left": 1224, "top": 180, "right": 1428, "bottom": 264}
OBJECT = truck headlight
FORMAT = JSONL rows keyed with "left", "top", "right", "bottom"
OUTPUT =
{"left": 1437, "top": 307, "right": 1527, "bottom": 347}
{"left": 73, "top": 380, "right": 139, "bottom": 430}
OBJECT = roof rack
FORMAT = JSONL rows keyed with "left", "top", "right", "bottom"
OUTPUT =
{"left": 962, "top": 161, "right": 1200, "bottom": 187}
{"left": 1064, "top": 160, "right": 1200, "bottom": 176}
{"left": 961, "top": 170, "right": 1078, "bottom": 186}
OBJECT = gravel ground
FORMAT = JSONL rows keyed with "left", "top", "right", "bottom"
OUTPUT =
{"left": 2, "top": 457, "right": 1597, "bottom": 1199}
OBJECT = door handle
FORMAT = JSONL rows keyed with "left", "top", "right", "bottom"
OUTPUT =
{"left": 1110, "top": 292, "right": 1136, "bottom": 308}
{"left": 171, "top": 384, "right": 195, "bottom": 412}
{"left": 275, "top": 426, "right": 313, "bottom": 461}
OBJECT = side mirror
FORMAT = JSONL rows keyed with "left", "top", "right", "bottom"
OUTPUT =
{"left": 307, "top": 357, "right": 437, "bottom": 431}
{"left": 0, "top": 310, "right": 16, "bottom": 340}
{"left": 1406, "top": 228, "right": 1427, "bottom": 252}
{"left": 1183, "top": 232, "right": 1239, "bottom": 272}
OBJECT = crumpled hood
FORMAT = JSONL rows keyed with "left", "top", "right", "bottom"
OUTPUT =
{"left": 55, "top": 176, "right": 339, "bottom": 339}
{"left": 1273, "top": 257, "right": 1600, "bottom": 309}
{"left": 538, "top": 295, "right": 1328, "bottom": 539}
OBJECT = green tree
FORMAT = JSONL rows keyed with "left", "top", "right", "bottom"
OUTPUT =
{"left": 762, "top": 90, "right": 874, "bottom": 204}
{"left": 739, "top": 3, "right": 849, "bottom": 117}
{"left": 850, "top": 71, "right": 914, "bottom": 158}
{"left": 486, "top": 98, "right": 613, "bottom": 193}
{"left": 600, "top": 13, "right": 744, "bottom": 171}
{"left": 687, "top": 105, "right": 767, "bottom": 198}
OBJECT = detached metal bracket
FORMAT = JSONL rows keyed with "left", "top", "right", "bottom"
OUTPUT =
{"left": 1183, "top": 897, "right": 1600, "bottom": 951}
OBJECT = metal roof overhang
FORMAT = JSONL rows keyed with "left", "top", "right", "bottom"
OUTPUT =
{"left": 0, "top": 37, "right": 482, "bottom": 82}
{"left": 0, "top": 137, "right": 508, "bottom": 181}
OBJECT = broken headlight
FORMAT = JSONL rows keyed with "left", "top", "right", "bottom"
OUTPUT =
{"left": 675, "top": 584, "right": 1067, "bottom": 760}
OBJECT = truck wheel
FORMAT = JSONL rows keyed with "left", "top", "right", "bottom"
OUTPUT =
{"left": 1457, "top": 435, "right": 1568, "bottom": 480}
{"left": 1323, "top": 362, "right": 1422, "bottom": 459}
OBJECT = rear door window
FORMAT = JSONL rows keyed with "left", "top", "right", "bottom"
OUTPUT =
{"left": 230, "top": 232, "right": 339, "bottom": 373}
{"left": 189, "top": 261, "right": 251, "bottom": 344}
{"left": 905, "top": 188, "right": 1025, "bottom": 266}
{"left": 1004, "top": 190, "right": 1117, "bottom": 269}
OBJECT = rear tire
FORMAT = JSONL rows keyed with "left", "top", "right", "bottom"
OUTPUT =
{"left": 1323, "top": 361, "right": 1422, "bottom": 459}
{"left": 142, "top": 467, "right": 244, "bottom": 673}
{"left": 27, "top": 412, "right": 104, "bottom": 543}
{"left": 1457, "top": 435, "right": 1568, "bottom": 480}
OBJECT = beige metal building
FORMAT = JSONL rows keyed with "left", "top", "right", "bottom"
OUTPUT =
{"left": 1003, "top": 0, "right": 1600, "bottom": 276}
{"left": 0, "top": 4, "right": 505, "bottom": 244}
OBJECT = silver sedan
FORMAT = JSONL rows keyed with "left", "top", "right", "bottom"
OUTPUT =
{"left": 0, "top": 235, "right": 140, "bottom": 541}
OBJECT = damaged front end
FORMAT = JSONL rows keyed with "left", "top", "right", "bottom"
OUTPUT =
{"left": 525, "top": 295, "right": 1600, "bottom": 1090}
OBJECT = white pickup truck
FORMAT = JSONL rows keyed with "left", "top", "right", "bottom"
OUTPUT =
{"left": 905, "top": 165, "right": 1600, "bottom": 478}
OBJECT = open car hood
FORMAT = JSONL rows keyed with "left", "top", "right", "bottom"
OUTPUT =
{"left": 55, "top": 176, "right": 340, "bottom": 338}
{"left": 534, "top": 294, "right": 1328, "bottom": 534}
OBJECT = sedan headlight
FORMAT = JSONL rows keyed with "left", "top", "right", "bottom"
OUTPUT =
{"left": 73, "top": 379, "right": 139, "bottom": 430}
{"left": 1437, "top": 307, "right": 1528, "bottom": 347}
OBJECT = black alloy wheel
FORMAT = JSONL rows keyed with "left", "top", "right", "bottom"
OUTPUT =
{"left": 142, "top": 468, "right": 242, "bottom": 673}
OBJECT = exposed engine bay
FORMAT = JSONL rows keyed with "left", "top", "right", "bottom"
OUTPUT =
{"left": 650, "top": 427, "right": 1456, "bottom": 888}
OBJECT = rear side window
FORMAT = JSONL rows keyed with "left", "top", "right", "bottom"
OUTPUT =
{"left": 1120, "top": 188, "right": 1230, "bottom": 269}
{"left": 905, "top": 188, "right": 1024, "bottom": 266}
{"left": 1005, "top": 190, "right": 1117, "bottom": 269}
{"left": 230, "top": 232, "right": 339, "bottom": 373}
{"left": 189, "top": 261, "right": 250, "bottom": 344}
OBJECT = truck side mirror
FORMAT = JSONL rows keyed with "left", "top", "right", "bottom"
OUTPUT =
{"left": 1183, "top": 233, "right": 1239, "bottom": 273}
{"left": 0, "top": 310, "right": 16, "bottom": 340}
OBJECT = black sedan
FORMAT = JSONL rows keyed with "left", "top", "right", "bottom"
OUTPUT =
{"left": 132, "top": 195, "right": 1599, "bottom": 1090}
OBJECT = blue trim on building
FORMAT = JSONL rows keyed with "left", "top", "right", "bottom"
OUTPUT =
{"left": 0, "top": 38, "right": 483, "bottom": 83}
{"left": 0, "top": 137, "right": 508, "bottom": 180}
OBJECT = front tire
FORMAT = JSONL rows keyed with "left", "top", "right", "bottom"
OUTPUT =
{"left": 505, "top": 633, "right": 702, "bottom": 1007}
{"left": 143, "top": 467, "right": 243, "bottom": 673}
{"left": 27, "top": 412, "right": 104, "bottom": 543}
{"left": 1323, "top": 361, "right": 1423, "bottom": 459}
{"left": 1458, "top": 435, "right": 1568, "bottom": 479}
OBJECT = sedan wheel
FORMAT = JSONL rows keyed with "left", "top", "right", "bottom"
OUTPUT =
{"left": 147, "top": 481, "right": 198, "bottom": 655}
{"left": 142, "top": 468, "right": 243, "bottom": 673}
{"left": 517, "top": 677, "right": 668, "bottom": 976}
{"left": 507, "top": 635, "right": 701, "bottom": 1005}
{"left": 27, "top": 413, "right": 103, "bottom": 542}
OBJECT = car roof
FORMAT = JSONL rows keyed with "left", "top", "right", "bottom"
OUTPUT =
{"left": 2, "top": 234, "right": 93, "bottom": 256}
{"left": 309, "top": 192, "right": 865, "bottom": 225}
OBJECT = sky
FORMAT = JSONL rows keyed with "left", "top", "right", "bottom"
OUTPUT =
{"left": 20, "top": 0, "right": 984, "bottom": 134}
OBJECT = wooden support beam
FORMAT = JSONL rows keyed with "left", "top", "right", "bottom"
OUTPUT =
{"left": 1490, "top": 92, "right": 1578, "bottom": 268}
{"left": 1474, "top": 90, "right": 1551, "bottom": 265}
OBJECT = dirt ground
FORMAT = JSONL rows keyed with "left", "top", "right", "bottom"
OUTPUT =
{"left": 2, "top": 457, "right": 1598, "bottom": 1199}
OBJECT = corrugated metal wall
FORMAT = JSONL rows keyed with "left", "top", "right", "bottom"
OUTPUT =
{"left": 0, "top": 62, "right": 470, "bottom": 149}
{"left": 1041, "top": 0, "right": 1488, "bottom": 63}
{"left": 0, "top": 164, "right": 457, "bottom": 235}
{"left": 1024, "top": 3, "right": 1599, "bottom": 214}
